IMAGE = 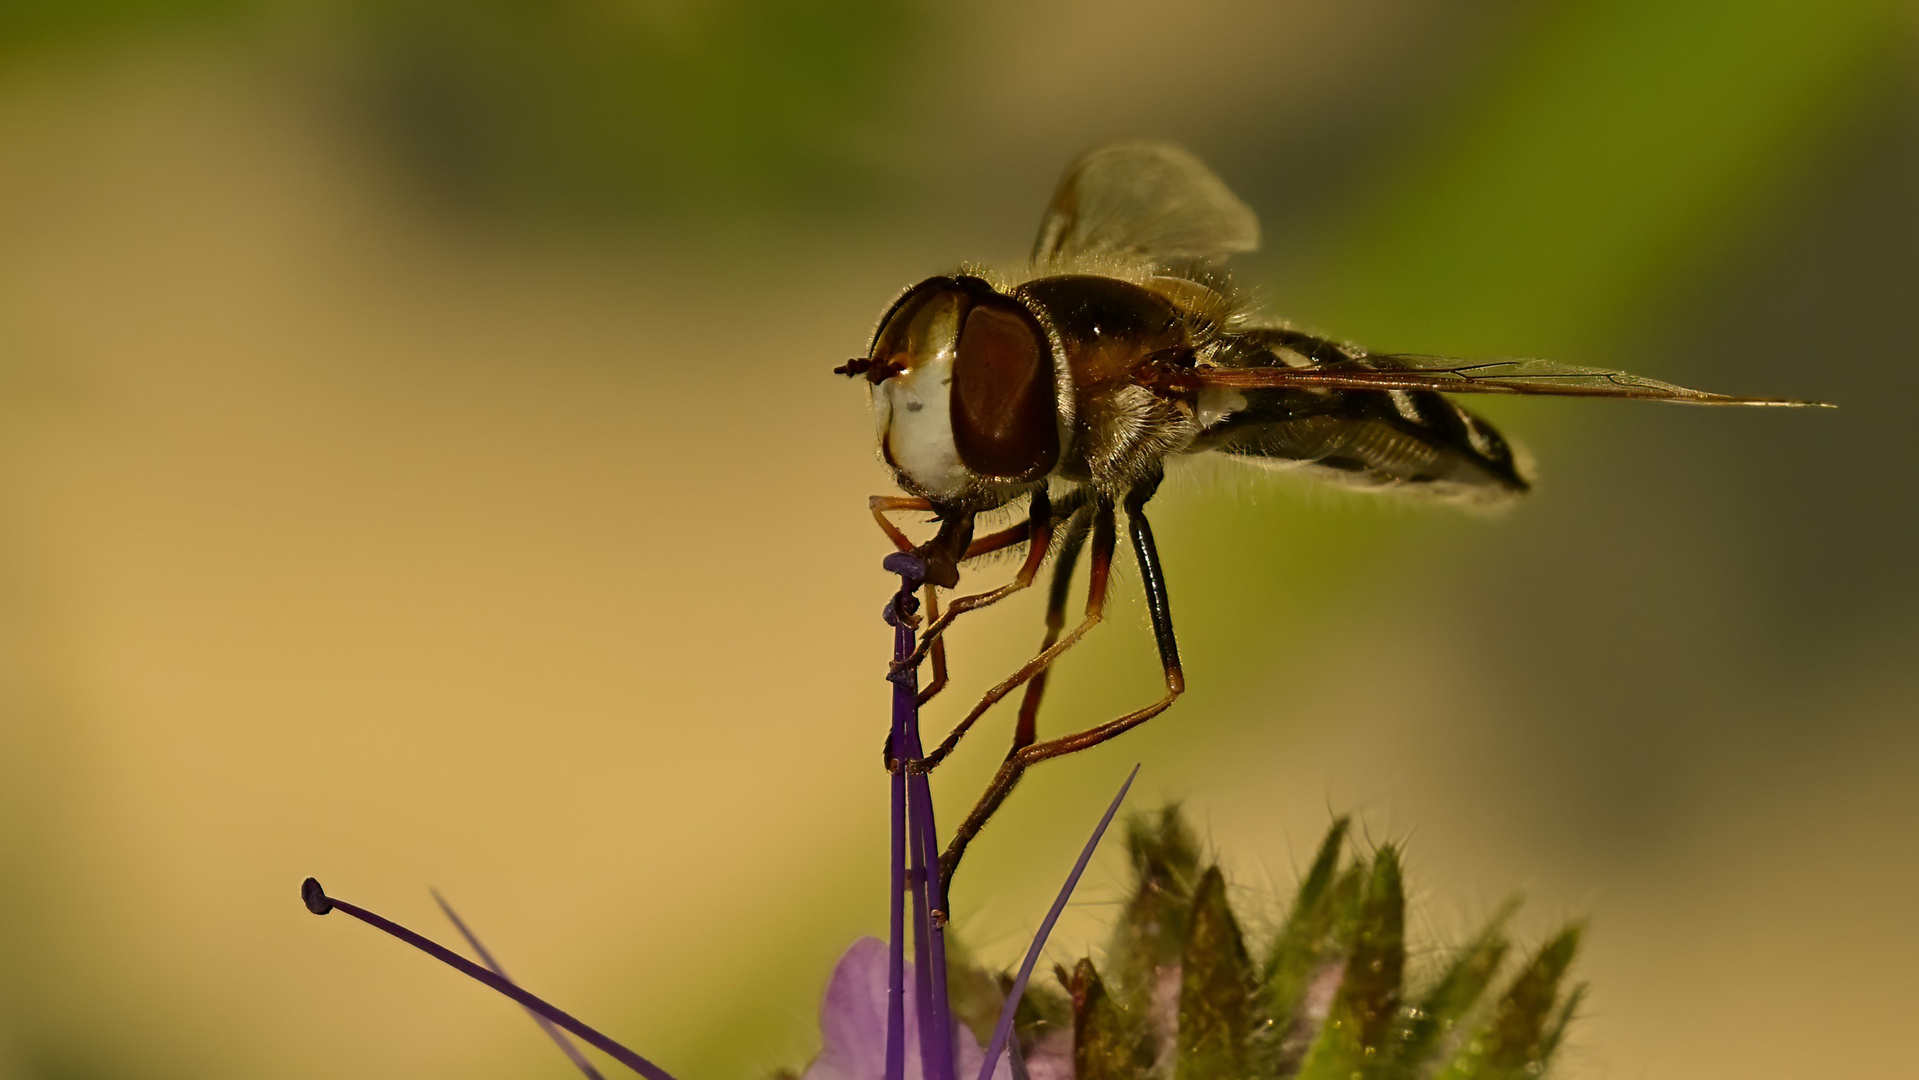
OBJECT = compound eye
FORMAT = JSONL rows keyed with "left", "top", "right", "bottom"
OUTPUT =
{"left": 867, "top": 278, "right": 964, "bottom": 381}
{"left": 950, "top": 300, "right": 1058, "bottom": 481}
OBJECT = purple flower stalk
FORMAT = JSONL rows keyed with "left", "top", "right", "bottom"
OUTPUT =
{"left": 882, "top": 552, "right": 958, "bottom": 1080}
{"left": 879, "top": 552, "right": 1133, "bottom": 1080}
{"left": 297, "top": 550, "right": 1137, "bottom": 1080}
{"left": 976, "top": 765, "right": 1137, "bottom": 1080}
{"left": 883, "top": 556, "right": 917, "bottom": 1080}
{"left": 300, "top": 878, "right": 677, "bottom": 1080}
{"left": 433, "top": 889, "right": 607, "bottom": 1080}
{"left": 306, "top": 476, "right": 1585, "bottom": 1080}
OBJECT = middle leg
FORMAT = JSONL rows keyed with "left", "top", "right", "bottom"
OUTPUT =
{"left": 937, "top": 480, "right": 1185, "bottom": 898}
{"left": 916, "top": 499, "right": 1113, "bottom": 772}
{"left": 1009, "top": 504, "right": 1095, "bottom": 752}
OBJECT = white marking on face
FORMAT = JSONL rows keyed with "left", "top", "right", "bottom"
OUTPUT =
{"left": 1388, "top": 390, "right": 1422, "bottom": 423}
{"left": 878, "top": 355, "right": 969, "bottom": 500}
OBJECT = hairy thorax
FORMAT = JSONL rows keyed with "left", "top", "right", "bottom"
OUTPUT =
{"left": 1014, "top": 273, "right": 1207, "bottom": 496}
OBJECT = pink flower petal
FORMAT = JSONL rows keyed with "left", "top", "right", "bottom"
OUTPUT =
{"left": 804, "top": 939, "right": 1007, "bottom": 1080}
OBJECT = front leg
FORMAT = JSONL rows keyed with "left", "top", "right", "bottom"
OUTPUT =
{"left": 867, "top": 495, "right": 978, "bottom": 586}
{"left": 868, "top": 495, "right": 934, "bottom": 554}
{"left": 894, "top": 488, "right": 1056, "bottom": 672}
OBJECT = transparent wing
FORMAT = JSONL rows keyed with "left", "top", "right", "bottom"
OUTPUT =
{"left": 1032, "top": 142, "right": 1260, "bottom": 267}
{"left": 1166, "top": 354, "right": 1831, "bottom": 407}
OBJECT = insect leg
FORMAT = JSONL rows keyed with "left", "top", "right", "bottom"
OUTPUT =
{"left": 1009, "top": 504, "right": 1095, "bottom": 751}
{"left": 1122, "top": 477, "right": 1184, "bottom": 700}
{"left": 960, "top": 519, "right": 1034, "bottom": 560}
{"left": 916, "top": 504, "right": 1114, "bottom": 903}
{"left": 869, "top": 494, "right": 935, "bottom": 553}
{"left": 936, "top": 484, "right": 1182, "bottom": 898}
{"left": 916, "top": 585, "right": 948, "bottom": 706}
{"left": 896, "top": 489, "right": 1055, "bottom": 671}
{"left": 916, "top": 500, "right": 1111, "bottom": 772}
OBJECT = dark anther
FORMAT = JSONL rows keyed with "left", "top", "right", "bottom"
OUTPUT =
{"left": 302, "top": 877, "right": 333, "bottom": 916}
{"left": 882, "top": 574, "right": 923, "bottom": 629}
{"left": 882, "top": 595, "right": 921, "bottom": 629}
{"left": 882, "top": 551, "right": 928, "bottom": 586}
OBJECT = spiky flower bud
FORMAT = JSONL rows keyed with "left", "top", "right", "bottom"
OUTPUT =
{"left": 808, "top": 807, "right": 1585, "bottom": 1080}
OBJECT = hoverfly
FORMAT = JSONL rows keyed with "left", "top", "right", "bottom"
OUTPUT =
{"left": 839, "top": 142, "right": 1823, "bottom": 890}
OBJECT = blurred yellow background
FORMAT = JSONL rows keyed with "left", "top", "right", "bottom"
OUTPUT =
{"left": 1, "top": 2, "right": 1915, "bottom": 1078}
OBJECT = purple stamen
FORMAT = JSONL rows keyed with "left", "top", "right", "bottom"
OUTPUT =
{"left": 431, "top": 890, "right": 607, "bottom": 1080}
{"left": 907, "top": 776, "right": 938, "bottom": 1080}
{"left": 883, "top": 552, "right": 929, "bottom": 583}
{"left": 907, "top": 766, "right": 955, "bottom": 1080}
{"left": 885, "top": 560, "right": 923, "bottom": 1080}
{"left": 975, "top": 765, "right": 1139, "bottom": 1080}
{"left": 301, "top": 878, "right": 677, "bottom": 1080}
{"left": 884, "top": 555, "right": 960, "bottom": 1080}
{"left": 887, "top": 750, "right": 908, "bottom": 1080}
{"left": 891, "top": 581, "right": 943, "bottom": 1080}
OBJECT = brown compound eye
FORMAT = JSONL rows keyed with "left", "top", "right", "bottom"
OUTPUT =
{"left": 866, "top": 277, "right": 965, "bottom": 382}
{"left": 951, "top": 299, "right": 1058, "bottom": 481}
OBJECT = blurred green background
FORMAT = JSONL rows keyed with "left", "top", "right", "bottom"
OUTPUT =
{"left": 1, "top": 1, "right": 1914, "bottom": 1078}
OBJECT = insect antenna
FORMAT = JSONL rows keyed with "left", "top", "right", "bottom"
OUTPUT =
{"left": 431, "top": 889, "right": 608, "bottom": 1080}
{"left": 300, "top": 878, "right": 676, "bottom": 1080}
{"left": 833, "top": 357, "right": 903, "bottom": 382}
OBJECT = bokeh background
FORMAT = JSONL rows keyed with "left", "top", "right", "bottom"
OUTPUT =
{"left": 1, "top": 2, "right": 1914, "bottom": 1078}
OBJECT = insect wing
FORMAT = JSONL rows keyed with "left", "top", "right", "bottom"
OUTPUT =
{"left": 1032, "top": 142, "right": 1260, "bottom": 267}
{"left": 1194, "top": 382, "right": 1533, "bottom": 506}
{"left": 1182, "top": 355, "right": 1831, "bottom": 407}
